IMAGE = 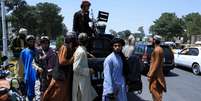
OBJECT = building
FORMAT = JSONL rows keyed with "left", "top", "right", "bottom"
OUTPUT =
{"left": 191, "top": 35, "right": 201, "bottom": 44}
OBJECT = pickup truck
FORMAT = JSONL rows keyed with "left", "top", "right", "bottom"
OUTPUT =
{"left": 87, "top": 34, "right": 114, "bottom": 100}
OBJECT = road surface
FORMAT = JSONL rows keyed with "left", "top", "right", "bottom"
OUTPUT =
{"left": 128, "top": 67, "right": 201, "bottom": 101}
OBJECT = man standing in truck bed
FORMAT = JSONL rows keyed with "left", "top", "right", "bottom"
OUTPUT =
{"left": 73, "top": 0, "right": 93, "bottom": 37}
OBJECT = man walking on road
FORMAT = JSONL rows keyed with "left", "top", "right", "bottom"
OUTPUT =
{"left": 147, "top": 35, "right": 167, "bottom": 101}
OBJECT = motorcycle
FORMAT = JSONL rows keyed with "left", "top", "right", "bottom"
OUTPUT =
{"left": 0, "top": 56, "right": 25, "bottom": 101}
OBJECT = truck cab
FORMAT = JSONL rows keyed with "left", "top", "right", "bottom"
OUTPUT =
{"left": 87, "top": 34, "right": 114, "bottom": 100}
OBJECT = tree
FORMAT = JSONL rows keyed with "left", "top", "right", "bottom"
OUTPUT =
{"left": 36, "top": 2, "right": 64, "bottom": 39}
{"left": 56, "top": 35, "right": 64, "bottom": 50}
{"left": 0, "top": 0, "right": 28, "bottom": 50}
{"left": 9, "top": 2, "right": 64, "bottom": 40}
{"left": 109, "top": 29, "right": 117, "bottom": 37}
{"left": 61, "top": 23, "right": 68, "bottom": 35}
{"left": 138, "top": 26, "right": 145, "bottom": 35}
{"left": 149, "top": 12, "right": 184, "bottom": 40}
{"left": 117, "top": 30, "right": 131, "bottom": 39}
{"left": 5, "top": 0, "right": 27, "bottom": 11}
{"left": 1, "top": 0, "right": 27, "bottom": 33}
{"left": 9, "top": 5, "right": 37, "bottom": 33}
{"left": 183, "top": 12, "right": 201, "bottom": 36}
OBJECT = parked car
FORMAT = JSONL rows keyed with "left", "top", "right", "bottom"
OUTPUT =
{"left": 50, "top": 40, "right": 56, "bottom": 50}
{"left": 163, "top": 41, "right": 176, "bottom": 49}
{"left": 134, "top": 43, "right": 175, "bottom": 74}
{"left": 174, "top": 46, "right": 201, "bottom": 75}
{"left": 195, "top": 41, "right": 201, "bottom": 45}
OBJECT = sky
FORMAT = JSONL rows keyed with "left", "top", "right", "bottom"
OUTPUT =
{"left": 26, "top": 0, "right": 201, "bottom": 35}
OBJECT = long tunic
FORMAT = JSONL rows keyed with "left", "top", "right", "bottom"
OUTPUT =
{"left": 42, "top": 45, "right": 73, "bottom": 101}
{"left": 103, "top": 52, "right": 127, "bottom": 101}
{"left": 72, "top": 46, "right": 97, "bottom": 101}
{"left": 122, "top": 45, "right": 134, "bottom": 58}
{"left": 20, "top": 48, "right": 37, "bottom": 100}
{"left": 147, "top": 46, "right": 166, "bottom": 101}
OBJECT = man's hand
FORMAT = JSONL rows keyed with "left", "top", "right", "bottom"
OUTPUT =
{"left": 39, "top": 54, "right": 46, "bottom": 60}
{"left": 37, "top": 68, "right": 43, "bottom": 74}
{"left": 87, "top": 52, "right": 95, "bottom": 58}
{"left": 147, "top": 76, "right": 151, "bottom": 82}
{"left": 89, "top": 68, "right": 95, "bottom": 74}
{"left": 107, "top": 93, "right": 115, "bottom": 100}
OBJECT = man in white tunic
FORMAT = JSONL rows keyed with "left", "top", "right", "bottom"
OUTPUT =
{"left": 73, "top": 33, "right": 97, "bottom": 101}
{"left": 103, "top": 38, "right": 127, "bottom": 101}
{"left": 122, "top": 34, "right": 135, "bottom": 58}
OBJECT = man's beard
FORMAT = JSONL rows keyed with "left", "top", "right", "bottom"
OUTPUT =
{"left": 29, "top": 46, "right": 35, "bottom": 50}
{"left": 114, "top": 50, "right": 121, "bottom": 54}
{"left": 43, "top": 47, "right": 49, "bottom": 52}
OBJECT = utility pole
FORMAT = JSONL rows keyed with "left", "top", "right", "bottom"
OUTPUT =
{"left": 1, "top": 0, "right": 8, "bottom": 64}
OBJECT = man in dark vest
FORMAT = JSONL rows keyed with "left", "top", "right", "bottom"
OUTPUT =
{"left": 73, "top": 0, "right": 94, "bottom": 37}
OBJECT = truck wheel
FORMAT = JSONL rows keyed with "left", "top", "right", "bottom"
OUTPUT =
{"left": 192, "top": 63, "right": 200, "bottom": 75}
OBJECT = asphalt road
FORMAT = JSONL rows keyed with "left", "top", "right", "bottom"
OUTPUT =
{"left": 128, "top": 67, "right": 201, "bottom": 101}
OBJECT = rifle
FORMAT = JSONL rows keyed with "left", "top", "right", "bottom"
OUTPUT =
{"left": 90, "top": 9, "right": 98, "bottom": 36}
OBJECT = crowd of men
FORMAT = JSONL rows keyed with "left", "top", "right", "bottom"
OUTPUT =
{"left": 13, "top": 32, "right": 96, "bottom": 101}
{"left": 10, "top": 31, "right": 166, "bottom": 101}
{"left": 7, "top": 0, "right": 167, "bottom": 101}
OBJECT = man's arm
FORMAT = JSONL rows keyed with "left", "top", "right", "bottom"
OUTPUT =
{"left": 73, "top": 12, "right": 79, "bottom": 32}
{"left": 58, "top": 45, "right": 73, "bottom": 65}
{"left": 47, "top": 52, "right": 57, "bottom": 72}
{"left": 32, "top": 59, "right": 43, "bottom": 74}
{"left": 103, "top": 59, "right": 114, "bottom": 94}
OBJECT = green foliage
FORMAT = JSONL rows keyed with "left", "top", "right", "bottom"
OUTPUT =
{"left": 56, "top": 35, "right": 64, "bottom": 50}
{"left": 182, "top": 12, "right": 201, "bottom": 36}
{"left": 117, "top": 30, "right": 131, "bottom": 39}
{"left": 10, "top": 5, "right": 38, "bottom": 33}
{"left": 9, "top": 2, "right": 64, "bottom": 39}
{"left": 138, "top": 26, "right": 145, "bottom": 35}
{"left": 5, "top": 0, "right": 27, "bottom": 12}
{"left": 109, "top": 29, "right": 117, "bottom": 37}
{"left": 149, "top": 12, "right": 184, "bottom": 40}
{"left": 36, "top": 2, "right": 64, "bottom": 39}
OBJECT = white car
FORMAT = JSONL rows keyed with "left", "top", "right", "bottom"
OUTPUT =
{"left": 174, "top": 46, "right": 201, "bottom": 75}
{"left": 50, "top": 41, "right": 56, "bottom": 50}
{"left": 163, "top": 41, "right": 176, "bottom": 48}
